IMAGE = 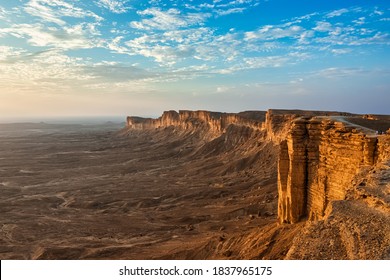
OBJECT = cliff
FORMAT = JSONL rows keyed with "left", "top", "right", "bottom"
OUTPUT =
{"left": 277, "top": 117, "right": 383, "bottom": 224}
{"left": 127, "top": 110, "right": 389, "bottom": 225}
{"left": 127, "top": 110, "right": 265, "bottom": 135}
{"left": 274, "top": 114, "right": 390, "bottom": 259}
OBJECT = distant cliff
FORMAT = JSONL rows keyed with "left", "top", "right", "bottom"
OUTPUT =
{"left": 127, "top": 110, "right": 265, "bottom": 135}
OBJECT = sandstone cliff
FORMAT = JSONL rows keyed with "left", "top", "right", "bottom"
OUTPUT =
{"left": 277, "top": 117, "right": 380, "bottom": 224}
{"left": 127, "top": 110, "right": 265, "bottom": 136}
{"left": 272, "top": 112, "right": 390, "bottom": 259}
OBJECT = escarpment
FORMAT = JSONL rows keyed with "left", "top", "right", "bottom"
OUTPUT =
{"left": 126, "top": 110, "right": 389, "bottom": 226}
{"left": 127, "top": 110, "right": 265, "bottom": 135}
{"left": 125, "top": 109, "right": 390, "bottom": 259}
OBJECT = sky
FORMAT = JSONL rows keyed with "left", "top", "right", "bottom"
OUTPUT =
{"left": 0, "top": 0, "right": 389, "bottom": 120}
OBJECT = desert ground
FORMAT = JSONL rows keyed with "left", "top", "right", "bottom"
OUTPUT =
{"left": 0, "top": 121, "right": 287, "bottom": 259}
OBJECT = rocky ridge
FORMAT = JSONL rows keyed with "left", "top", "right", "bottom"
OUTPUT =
{"left": 127, "top": 110, "right": 265, "bottom": 137}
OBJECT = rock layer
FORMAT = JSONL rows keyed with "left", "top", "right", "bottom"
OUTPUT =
{"left": 127, "top": 110, "right": 265, "bottom": 136}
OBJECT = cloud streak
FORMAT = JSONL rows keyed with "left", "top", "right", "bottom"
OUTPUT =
{"left": 130, "top": 8, "right": 211, "bottom": 31}
{"left": 24, "top": 0, "right": 102, "bottom": 25}
{"left": 0, "top": 23, "right": 102, "bottom": 49}
{"left": 96, "top": 0, "right": 130, "bottom": 14}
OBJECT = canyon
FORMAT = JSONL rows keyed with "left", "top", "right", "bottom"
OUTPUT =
{"left": 0, "top": 109, "right": 389, "bottom": 259}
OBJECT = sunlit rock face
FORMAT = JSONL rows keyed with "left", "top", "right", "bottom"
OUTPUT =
{"left": 277, "top": 117, "right": 385, "bottom": 224}
{"left": 127, "top": 110, "right": 265, "bottom": 137}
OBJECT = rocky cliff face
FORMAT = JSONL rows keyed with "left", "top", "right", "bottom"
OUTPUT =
{"left": 127, "top": 110, "right": 265, "bottom": 136}
{"left": 277, "top": 117, "right": 384, "bottom": 224}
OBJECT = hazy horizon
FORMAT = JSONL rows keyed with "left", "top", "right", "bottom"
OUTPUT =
{"left": 0, "top": 115, "right": 128, "bottom": 124}
{"left": 3, "top": 106, "right": 390, "bottom": 125}
{"left": 1, "top": 0, "right": 389, "bottom": 118}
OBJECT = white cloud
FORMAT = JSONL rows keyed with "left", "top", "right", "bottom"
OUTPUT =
{"left": 352, "top": 32, "right": 390, "bottom": 45}
{"left": 0, "top": 6, "right": 10, "bottom": 20}
{"left": 331, "top": 48, "right": 352, "bottom": 55}
{"left": 372, "top": 8, "right": 384, "bottom": 16}
{"left": 190, "top": 0, "right": 258, "bottom": 17}
{"left": 325, "top": 8, "right": 349, "bottom": 18}
{"left": 107, "top": 36, "right": 130, "bottom": 54}
{"left": 215, "top": 7, "right": 246, "bottom": 16}
{"left": 288, "top": 51, "right": 312, "bottom": 61}
{"left": 245, "top": 25, "right": 303, "bottom": 41}
{"left": 125, "top": 36, "right": 197, "bottom": 65}
{"left": 313, "top": 21, "right": 333, "bottom": 32}
{"left": 163, "top": 28, "right": 212, "bottom": 44}
{"left": 124, "top": 26, "right": 221, "bottom": 64}
{"left": 123, "top": 25, "right": 248, "bottom": 66}
{"left": 0, "top": 49, "right": 92, "bottom": 88}
{"left": 312, "top": 23, "right": 389, "bottom": 47}
{"left": 353, "top": 17, "right": 366, "bottom": 25}
{"left": 271, "top": 6, "right": 390, "bottom": 54}
{"left": 218, "top": 0, "right": 255, "bottom": 8}
{"left": 96, "top": 0, "right": 130, "bottom": 14}
{"left": 24, "top": 0, "right": 102, "bottom": 25}
{"left": 0, "top": 23, "right": 102, "bottom": 49}
{"left": 173, "top": 64, "right": 211, "bottom": 73}
{"left": 0, "top": 48, "right": 162, "bottom": 96}
{"left": 130, "top": 8, "right": 211, "bottom": 31}
{"left": 244, "top": 56, "right": 289, "bottom": 68}
{"left": 298, "top": 30, "right": 315, "bottom": 44}
{"left": 286, "top": 12, "right": 319, "bottom": 24}
{"left": 213, "top": 54, "right": 291, "bottom": 74}
{"left": 0, "top": 46, "right": 27, "bottom": 61}
{"left": 199, "top": 3, "right": 215, "bottom": 9}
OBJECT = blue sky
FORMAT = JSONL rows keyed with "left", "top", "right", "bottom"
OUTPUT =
{"left": 0, "top": 0, "right": 389, "bottom": 120}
